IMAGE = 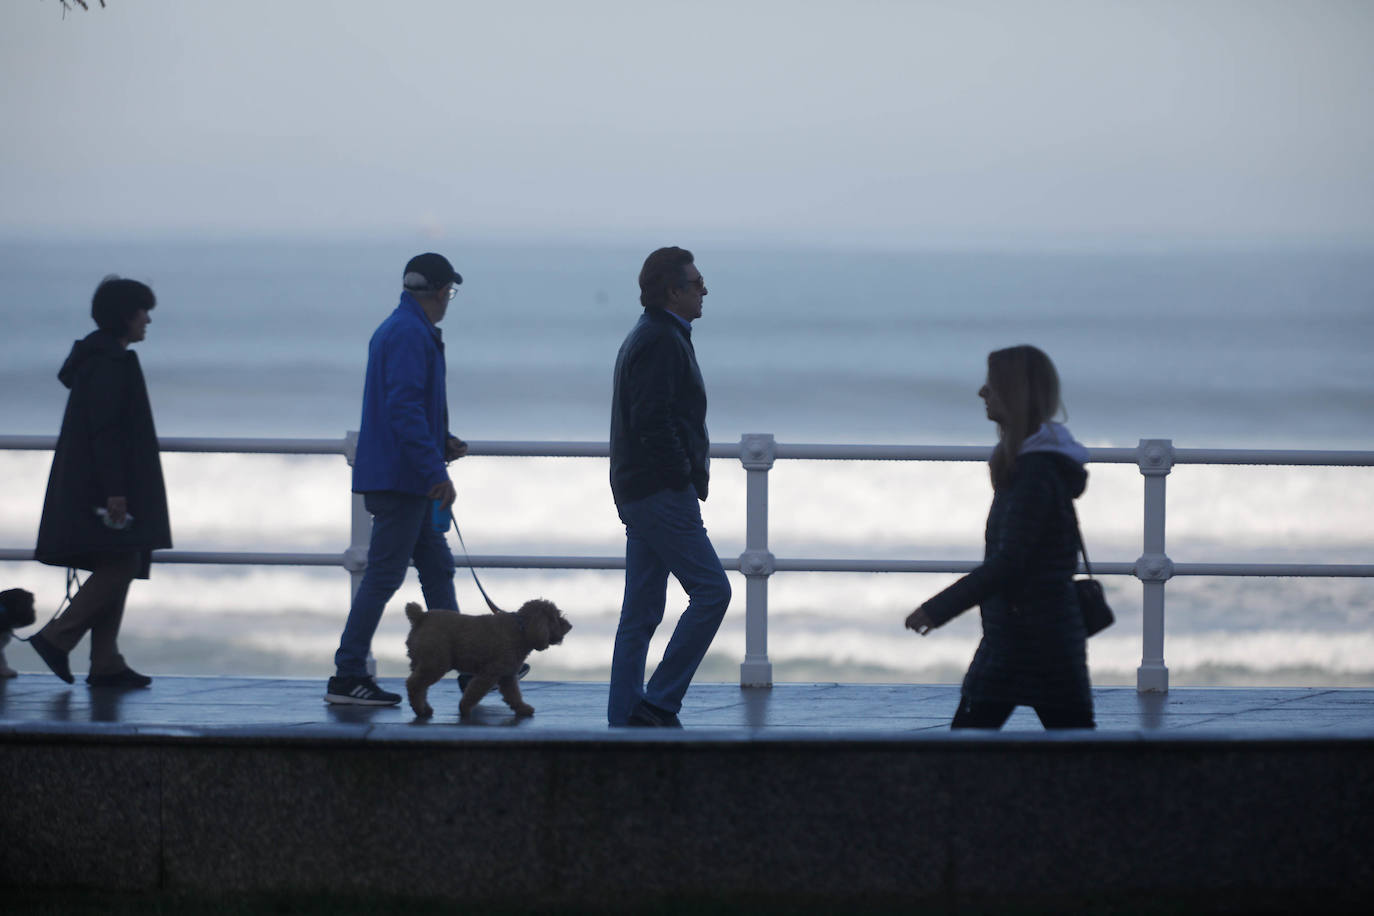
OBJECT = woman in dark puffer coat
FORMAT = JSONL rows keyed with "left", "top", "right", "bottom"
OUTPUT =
{"left": 905, "top": 345, "right": 1094, "bottom": 729}
{"left": 29, "top": 277, "right": 172, "bottom": 688}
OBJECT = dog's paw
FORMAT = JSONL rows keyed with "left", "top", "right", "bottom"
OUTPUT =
{"left": 411, "top": 703, "right": 434, "bottom": 719}
{"left": 512, "top": 703, "right": 534, "bottom": 717}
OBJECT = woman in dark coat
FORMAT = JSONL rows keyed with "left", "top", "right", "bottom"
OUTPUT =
{"left": 905, "top": 345, "right": 1094, "bottom": 729}
{"left": 29, "top": 277, "right": 172, "bottom": 688}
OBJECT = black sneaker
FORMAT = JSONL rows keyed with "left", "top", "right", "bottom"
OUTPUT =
{"left": 30, "top": 631, "right": 74, "bottom": 684}
{"left": 324, "top": 675, "right": 401, "bottom": 706}
{"left": 87, "top": 668, "right": 153, "bottom": 689}
{"left": 626, "top": 699, "right": 683, "bottom": 728}
{"left": 457, "top": 662, "right": 529, "bottom": 694}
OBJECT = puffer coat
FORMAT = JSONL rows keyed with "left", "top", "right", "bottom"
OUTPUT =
{"left": 34, "top": 329, "right": 172, "bottom": 577}
{"left": 922, "top": 450, "right": 1091, "bottom": 710}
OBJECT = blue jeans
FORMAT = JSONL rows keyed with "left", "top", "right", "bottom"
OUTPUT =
{"left": 334, "top": 491, "right": 457, "bottom": 678}
{"left": 608, "top": 486, "right": 731, "bottom": 726}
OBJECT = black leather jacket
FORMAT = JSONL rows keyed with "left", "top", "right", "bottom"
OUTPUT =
{"left": 609, "top": 308, "right": 710, "bottom": 505}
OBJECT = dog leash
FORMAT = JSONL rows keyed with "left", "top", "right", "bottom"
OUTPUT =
{"left": 7, "top": 568, "right": 81, "bottom": 643}
{"left": 435, "top": 503, "right": 505, "bottom": 614}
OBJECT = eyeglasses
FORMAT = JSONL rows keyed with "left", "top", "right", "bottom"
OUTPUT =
{"left": 680, "top": 277, "right": 706, "bottom": 292}
{"left": 445, "top": 286, "right": 459, "bottom": 301}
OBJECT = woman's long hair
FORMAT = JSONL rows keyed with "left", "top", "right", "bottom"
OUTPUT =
{"left": 987, "top": 345, "right": 1063, "bottom": 489}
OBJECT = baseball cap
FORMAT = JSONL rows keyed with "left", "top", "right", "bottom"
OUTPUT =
{"left": 402, "top": 252, "right": 463, "bottom": 291}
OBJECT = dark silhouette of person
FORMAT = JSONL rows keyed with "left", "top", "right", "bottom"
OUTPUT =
{"left": 326, "top": 253, "right": 469, "bottom": 706}
{"left": 607, "top": 246, "right": 731, "bottom": 727}
{"left": 30, "top": 276, "right": 172, "bottom": 688}
{"left": 906, "top": 345, "right": 1094, "bottom": 729}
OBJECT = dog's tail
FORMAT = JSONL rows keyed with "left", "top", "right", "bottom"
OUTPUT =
{"left": 404, "top": 601, "right": 425, "bottom": 628}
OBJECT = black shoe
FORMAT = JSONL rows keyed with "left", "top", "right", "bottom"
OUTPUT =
{"left": 324, "top": 675, "right": 401, "bottom": 706}
{"left": 626, "top": 699, "right": 682, "bottom": 728}
{"left": 87, "top": 668, "right": 152, "bottom": 689}
{"left": 457, "top": 662, "right": 529, "bottom": 693}
{"left": 30, "top": 632, "right": 74, "bottom": 684}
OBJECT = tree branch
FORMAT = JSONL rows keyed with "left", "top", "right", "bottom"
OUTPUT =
{"left": 59, "top": 1, "right": 108, "bottom": 15}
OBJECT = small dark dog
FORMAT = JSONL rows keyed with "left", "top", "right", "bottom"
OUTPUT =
{"left": 0, "top": 588, "right": 37, "bottom": 678}
{"left": 404, "top": 599, "right": 571, "bottom": 719}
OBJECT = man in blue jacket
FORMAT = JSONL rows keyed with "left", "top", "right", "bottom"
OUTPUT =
{"left": 607, "top": 247, "right": 732, "bottom": 726}
{"left": 326, "top": 253, "right": 468, "bottom": 705}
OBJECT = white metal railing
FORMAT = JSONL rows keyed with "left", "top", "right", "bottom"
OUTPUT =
{"left": 3, "top": 433, "right": 1372, "bottom": 693}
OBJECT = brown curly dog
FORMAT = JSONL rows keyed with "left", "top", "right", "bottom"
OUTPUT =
{"left": 404, "top": 599, "right": 571, "bottom": 719}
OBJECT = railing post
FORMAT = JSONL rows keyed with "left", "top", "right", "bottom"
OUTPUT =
{"left": 1136, "top": 438, "right": 1175, "bottom": 693}
{"left": 738, "top": 434, "right": 776, "bottom": 687}
{"left": 342, "top": 431, "right": 376, "bottom": 677}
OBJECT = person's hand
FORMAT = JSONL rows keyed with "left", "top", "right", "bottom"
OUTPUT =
{"left": 905, "top": 605, "right": 935, "bottom": 636}
{"left": 445, "top": 437, "right": 469, "bottom": 462}
{"left": 106, "top": 496, "right": 129, "bottom": 527}
{"left": 428, "top": 479, "right": 456, "bottom": 509}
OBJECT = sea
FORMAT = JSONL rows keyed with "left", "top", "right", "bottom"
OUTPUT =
{"left": 2, "top": 238, "right": 1372, "bottom": 687}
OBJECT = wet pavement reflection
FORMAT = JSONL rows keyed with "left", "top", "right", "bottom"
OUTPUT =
{"left": 2, "top": 673, "right": 1372, "bottom": 741}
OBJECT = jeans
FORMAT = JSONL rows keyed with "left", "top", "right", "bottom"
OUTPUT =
{"left": 950, "top": 695, "right": 1096, "bottom": 730}
{"left": 608, "top": 486, "right": 731, "bottom": 726}
{"left": 335, "top": 491, "right": 457, "bottom": 678}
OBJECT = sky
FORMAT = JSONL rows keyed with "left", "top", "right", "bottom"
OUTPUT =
{"left": 2, "top": 0, "right": 1372, "bottom": 247}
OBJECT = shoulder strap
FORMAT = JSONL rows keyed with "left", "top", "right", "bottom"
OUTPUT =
{"left": 1067, "top": 499, "right": 1094, "bottom": 579}
{"left": 1048, "top": 469, "right": 1094, "bottom": 579}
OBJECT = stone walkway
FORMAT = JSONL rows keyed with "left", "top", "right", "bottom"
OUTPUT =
{"left": 3, "top": 674, "right": 1372, "bottom": 742}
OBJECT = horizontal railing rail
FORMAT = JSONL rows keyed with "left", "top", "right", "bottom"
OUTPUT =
{"left": 3, "top": 433, "right": 1371, "bottom": 692}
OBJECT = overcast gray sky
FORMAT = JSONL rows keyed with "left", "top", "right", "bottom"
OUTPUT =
{"left": 3, "top": 0, "right": 1372, "bottom": 246}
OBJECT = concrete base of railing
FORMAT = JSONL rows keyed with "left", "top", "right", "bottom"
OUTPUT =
{"left": 739, "top": 658, "right": 773, "bottom": 687}
{"left": 3, "top": 731, "right": 1369, "bottom": 910}
{"left": 1137, "top": 661, "right": 1169, "bottom": 693}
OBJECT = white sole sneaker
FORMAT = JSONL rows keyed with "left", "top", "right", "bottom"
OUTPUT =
{"left": 323, "top": 692, "right": 399, "bottom": 706}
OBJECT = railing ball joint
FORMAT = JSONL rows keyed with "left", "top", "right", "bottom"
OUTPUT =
{"left": 342, "top": 546, "right": 368, "bottom": 574}
{"left": 1137, "top": 438, "right": 1175, "bottom": 476}
{"left": 740, "top": 433, "right": 777, "bottom": 470}
{"left": 1135, "top": 554, "right": 1175, "bottom": 582}
{"left": 739, "top": 549, "right": 776, "bottom": 577}
{"left": 343, "top": 430, "right": 359, "bottom": 467}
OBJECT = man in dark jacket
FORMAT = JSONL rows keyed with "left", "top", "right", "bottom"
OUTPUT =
{"left": 327, "top": 253, "right": 469, "bottom": 706}
{"left": 607, "top": 247, "right": 731, "bottom": 726}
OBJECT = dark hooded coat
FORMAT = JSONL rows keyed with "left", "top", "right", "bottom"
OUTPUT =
{"left": 922, "top": 450, "right": 1092, "bottom": 710}
{"left": 34, "top": 329, "right": 172, "bottom": 578}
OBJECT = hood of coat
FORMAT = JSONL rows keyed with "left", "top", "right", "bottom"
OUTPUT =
{"left": 1019, "top": 422, "right": 1089, "bottom": 499}
{"left": 57, "top": 329, "right": 127, "bottom": 390}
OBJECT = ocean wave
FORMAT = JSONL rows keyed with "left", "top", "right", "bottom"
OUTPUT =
{"left": 4, "top": 453, "right": 1371, "bottom": 559}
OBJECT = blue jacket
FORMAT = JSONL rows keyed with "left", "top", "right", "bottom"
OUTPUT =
{"left": 352, "top": 293, "right": 451, "bottom": 495}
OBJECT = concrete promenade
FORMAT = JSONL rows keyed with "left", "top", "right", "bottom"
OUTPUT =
{"left": 2, "top": 675, "right": 1374, "bottom": 736}
{"left": 3, "top": 676, "right": 1372, "bottom": 912}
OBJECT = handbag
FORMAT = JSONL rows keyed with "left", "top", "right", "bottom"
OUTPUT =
{"left": 1069, "top": 504, "right": 1115, "bottom": 637}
